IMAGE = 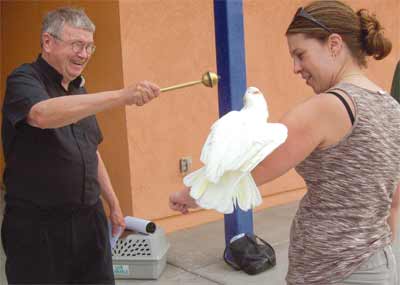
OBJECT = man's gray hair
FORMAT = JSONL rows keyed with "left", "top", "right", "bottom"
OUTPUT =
{"left": 41, "top": 7, "right": 95, "bottom": 43}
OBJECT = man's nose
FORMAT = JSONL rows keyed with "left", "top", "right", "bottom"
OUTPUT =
{"left": 77, "top": 47, "right": 90, "bottom": 59}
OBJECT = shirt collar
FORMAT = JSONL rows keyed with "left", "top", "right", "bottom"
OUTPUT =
{"left": 36, "top": 54, "right": 84, "bottom": 89}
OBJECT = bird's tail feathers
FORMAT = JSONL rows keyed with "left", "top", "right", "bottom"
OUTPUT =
{"left": 185, "top": 170, "right": 262, "bottom": 214}
{"left": 187, "top": 170, "right": 246, "bottom": 214}
{"left": 235, "top": 174, "right": 262, "bottom": 212}
{"left": 204, "top": 162, "right": 225, "bottom": 184}
{"left": 184, "top": 168, "right": 208, "bottom": 199}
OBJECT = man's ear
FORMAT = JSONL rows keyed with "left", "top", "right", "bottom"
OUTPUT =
{"left": 41, "top": 33, "right": 53, "bottom": 52}
{"left": 327, "top": 33, "right": 343, "bottom": 58}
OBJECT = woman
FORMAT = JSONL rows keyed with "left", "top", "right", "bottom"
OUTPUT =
{"left": 170, "top": 1, "right": 399, "bottom": 284}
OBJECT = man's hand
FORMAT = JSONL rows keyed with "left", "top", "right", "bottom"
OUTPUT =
{"left": 123, "top": 81, "right": 160, "bottom": 106}
{"left": 169, "top": 187, "right": 198, "bottom": 214}
{"left": 109, "top": 203, "right": 126, "bottom": 237}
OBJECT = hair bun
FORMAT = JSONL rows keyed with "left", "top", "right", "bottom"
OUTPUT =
{"left": 357, "top": 9, "right": 392, "bottom": 60}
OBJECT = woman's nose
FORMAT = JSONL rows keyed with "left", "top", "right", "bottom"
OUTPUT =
{"left": 293, "top": 59, "right": 302, "bottom": 74}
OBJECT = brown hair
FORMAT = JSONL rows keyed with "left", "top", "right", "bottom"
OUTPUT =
{"left": 286, "top": 0, "right": 392, "bottom": 67}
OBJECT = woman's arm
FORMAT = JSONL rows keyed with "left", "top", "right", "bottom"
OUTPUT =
{"left": 252, "top": 96, "right": 325, "bottom": 185}
{"left": 253, "top": 92, "right": 353, "bottom": 185}
{"left": 170, "top": 93, "right": 353, "bottom": 212}
{"left": 388, "top": 183, "right": 400, "bottom": 241}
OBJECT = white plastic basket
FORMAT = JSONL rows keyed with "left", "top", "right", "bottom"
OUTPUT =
{"left": 112, "top": 227, "right": 169, "bottom": 279}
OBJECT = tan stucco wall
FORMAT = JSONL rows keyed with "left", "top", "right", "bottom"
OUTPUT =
{"left": 1, "top": 1, "right": 44, "bottom": 178}
{"left": 118, "top": 0, "right": 222, "bottom": 224}
{"left": 117, "top": 0, "right": 400, "bottom": 232}
{"left": 78, "top": 1, "right": 133, "bottom": 216}
{"left": 243, "top": 0, "right": 400, "bottom": 197}
{"left": 1, "top": 0, "right": 399, "bottom": 234}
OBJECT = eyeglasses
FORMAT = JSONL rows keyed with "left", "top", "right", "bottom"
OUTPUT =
{"left": 293, "top": 7, "right": 332, "bottom": 33}
{"left": 50, "top": 33, "right": 96, "bottom": 55}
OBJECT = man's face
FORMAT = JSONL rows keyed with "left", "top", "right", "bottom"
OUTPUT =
{"left": 45, "top": 24, "right": 94, "bottom": 84}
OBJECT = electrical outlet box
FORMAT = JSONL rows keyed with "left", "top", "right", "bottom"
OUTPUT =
{"left": 179, "top": 157, "right": 192, "bottom": 173}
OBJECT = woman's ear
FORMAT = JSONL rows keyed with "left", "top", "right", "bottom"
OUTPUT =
{"left": 327, "top": 33, "right": 343, "bottom": 58}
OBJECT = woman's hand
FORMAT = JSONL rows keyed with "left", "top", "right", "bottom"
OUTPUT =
{"left": 169, "top": 187, "right": 198, "bottom": 214}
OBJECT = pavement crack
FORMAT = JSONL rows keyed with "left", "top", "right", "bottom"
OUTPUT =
{"left": 167, "top": 261, "right": 225, "bottom": 285}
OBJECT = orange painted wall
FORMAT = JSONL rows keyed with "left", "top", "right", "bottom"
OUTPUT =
{"left": 1, "top": 1, "right": 43, "bottom": 182}
{"left": 117, "top": 0, "right": 399, "bottom": 233}
{"left": 1, "top": 0, "right": 399, "bottom": 234}
{"left": 243, "top": 0, "right": 400, "bottom": 198}
{"left": 118, "top": 0, "right": 221, "bottom": 225}
{"left": 77, "top": 1, "right": 133, "bottom": 216}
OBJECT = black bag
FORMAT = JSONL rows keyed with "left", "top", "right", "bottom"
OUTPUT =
{"left": 223, "top": 234, "right": 276, "bottom": 275}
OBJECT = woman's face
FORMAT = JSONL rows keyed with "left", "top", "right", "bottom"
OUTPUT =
{"left": 287, "top": 33, "right": 337, "bottom": 94}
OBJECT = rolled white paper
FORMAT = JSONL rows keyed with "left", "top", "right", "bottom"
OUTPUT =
{"left": 124, "top": 216, "right": 156, "bottom": 234}
{"left": 109, "top": 220, "right": 123, "bottom": 249}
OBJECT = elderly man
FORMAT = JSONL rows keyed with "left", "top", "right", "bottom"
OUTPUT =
{"left": 1, "top": 7, "right": 159, "bottom": 284}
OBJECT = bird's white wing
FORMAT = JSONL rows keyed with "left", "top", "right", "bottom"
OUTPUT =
{"left": 200, "top": 111, "right": 241, "bottom": 165}
{"left": 200, "top": 111, "right": 257, "bottom": 183}
{"left": 183, "top": 167, "right": 208, "bottom": 199}
{"left": 200, "top": 115, "right": 287, "bottom": 183}
{"left": 239, "top": 122, "right": 288, "bottom": 172}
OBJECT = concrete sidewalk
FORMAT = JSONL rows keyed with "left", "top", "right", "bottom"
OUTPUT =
{"left": 116, "top": 202, "right": 298, "bottom": 285}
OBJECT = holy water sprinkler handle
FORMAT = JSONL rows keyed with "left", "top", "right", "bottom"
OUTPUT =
{"left": 160, "top": 71, "right": 220, "bottom": 92}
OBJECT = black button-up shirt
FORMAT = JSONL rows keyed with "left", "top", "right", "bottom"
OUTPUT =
{"left": 2, "top": 55, "right": 103, "bottom": 207}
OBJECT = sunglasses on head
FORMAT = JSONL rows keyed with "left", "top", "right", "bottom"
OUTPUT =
{"left": 294, "top": 7, "right": 332, "bottom": 33}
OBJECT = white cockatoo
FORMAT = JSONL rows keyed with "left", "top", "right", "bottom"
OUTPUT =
{"left": 183, "top": 87, "right": 288, "bottom": 214}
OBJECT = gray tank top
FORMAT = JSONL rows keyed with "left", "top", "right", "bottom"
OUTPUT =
{"left": 286, "top": 82, "right": 400, "bottom": 284}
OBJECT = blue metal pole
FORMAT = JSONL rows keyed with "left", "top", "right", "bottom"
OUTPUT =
{"left": 213, "top": 0, "right": 254, "bottom": 249}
